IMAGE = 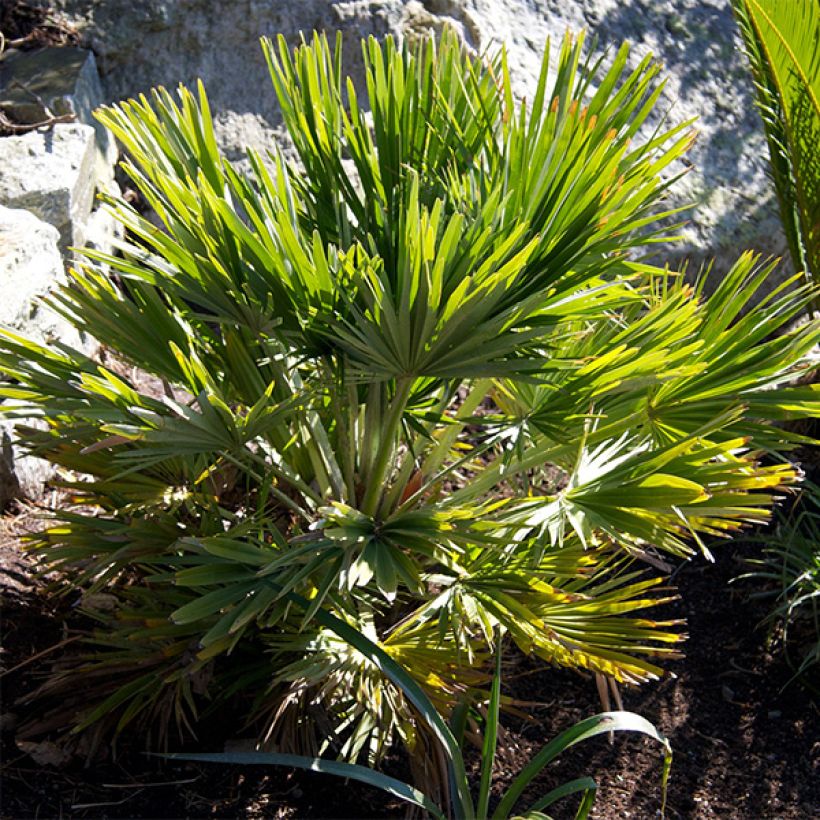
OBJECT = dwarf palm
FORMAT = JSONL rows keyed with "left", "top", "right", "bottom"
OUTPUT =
{"left": 1, "top": 29, "right": 818, "bottom": 763}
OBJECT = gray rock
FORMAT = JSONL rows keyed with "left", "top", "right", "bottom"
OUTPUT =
{"left": 0, "top": 206, "right": 74, "bottom": 506}
{"left": 0, "top": 205, "right": 69, "bottom": 341}
{"left": 41, "top": 0, "right": 405, "bottom": 161}
{"left": 452, "top": 0, "right": 790, "bottom": 283}
{"left": 0, "top": 122, "right": 96, "bottom": 252}
{"left": 79, "top": 192, "right": 123, "bottom": 260}
{"left": 0, "top": 46, "right": 118, "bottom": 189}
{"left": 41, "top": 0, "right": 790, "bottom": 279}
{"left": 0, "top": 418, "right": 54, "bottom": 508}
{"left": 0, "top": 428, "right": 22, "bottom": 510}
{"left": 1, "top": 46, "right": 97, "bottom": 123}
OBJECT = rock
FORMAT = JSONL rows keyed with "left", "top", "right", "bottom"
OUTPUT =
{"left": 0, "top": 205, "right": 69, "bottom": 341}
{"left": 44, "top": 0, "right": 790, "bottom": 280}
{"left": 401, "top": 1, "right": 481, "bottom": 48}
{"left": 0, "top": 46, "right": 118, "bottom": 188}
{"left": 78, "top": 185, "right": 124, "bottom": 261}
{"left": 43, "top": 0, "right": 404, "bottom": 160}
{"left": 0, "top": 429, "right": 22, "bottom": 510}
{"left": 0, "top": 418, "right": 55, "bottom": 509}
{"left": 449, "top": 0, "right": 789, "bottom": 285}
{"left": 0, "top": 46, "right": 100, "bottom": 122}
{"left": 0, "top": 206, "right": 77, "bottom": 506}
{"left": 0, "top": 122, "right": 96, "bottom": 252}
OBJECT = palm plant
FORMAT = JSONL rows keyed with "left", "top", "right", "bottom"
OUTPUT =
{"left": 2, "top": 29, "right": 818, "bottom": 770}
{"left": 731, "top": 0, "right": 820, "bottom": 308}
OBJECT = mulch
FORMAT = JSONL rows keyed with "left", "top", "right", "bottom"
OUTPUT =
{"left": 1, "top": 503, "right": 818, "bottom": 819}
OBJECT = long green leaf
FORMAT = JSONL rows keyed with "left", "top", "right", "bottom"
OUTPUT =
{"left": 491, "top": 712, "right": 671, "bottom": 820}
{"left": 477, "top": 632, "right": 503, "bottom": 819}
{"left": 162, "top": 751, "right": 446, "bottom": 820}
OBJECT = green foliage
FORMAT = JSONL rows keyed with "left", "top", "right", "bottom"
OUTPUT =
{"left": 732, "top": 0, "right": 820, "bottom": 306}
{"left": 166, "top": 610, "right": 672, "bottom": 820}
{"left": 730, "top": 0, "right": 820, "bottom": 690}
{"left": 741, "top": 482, "right": 820, "bottom": 685}
{"left": 0, "top": 29, "right": 818, "bottom": 765}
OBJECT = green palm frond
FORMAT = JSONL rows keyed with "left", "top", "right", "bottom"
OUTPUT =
{"left": 732, "top": 0, "right": 820, "bottom": 303}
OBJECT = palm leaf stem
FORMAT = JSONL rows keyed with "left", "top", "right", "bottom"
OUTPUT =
{"left": 361, "top": 377, "right": 414, "bottom": 515}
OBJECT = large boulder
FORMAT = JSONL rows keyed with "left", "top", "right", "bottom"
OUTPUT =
{"left": 0, "top": 123, "right": 97, "bottom": 252}
{"left": 39, "top": 0, "right": 407, "bottom": 161}
{"left": 0, "top": 44, "right": 120, "bottom": 260}
{"left": 0, "top": 206, "right": 75, "bottom": 507}
{"left": 0, "top": 205, "right": 71, "bottom": 343}
{"left": 0, "top": 46, "right": 118, "bottom": 187}
{"left": 37, "top": 0, "right": 790, "bottom": 276}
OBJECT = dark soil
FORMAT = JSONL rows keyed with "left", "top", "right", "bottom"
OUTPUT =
{"left": 1, "top": 504, "right": 818, "bottom": 820}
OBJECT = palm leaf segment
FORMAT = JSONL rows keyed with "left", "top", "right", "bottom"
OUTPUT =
{"left": 732, "top": 0, "right": 820, "bottom": 304}
{"left": 0, "top": 30, "right": 817, "bottom": 752}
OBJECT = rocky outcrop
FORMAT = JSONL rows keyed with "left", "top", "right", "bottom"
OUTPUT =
{"left": 0, "top": 41, "right": 120, "bottom": 255}
{"left": 0, "top": 43, "right": 118, "bottom": 506}
{"left": 0, "top": 123, "right": 97, "bottom": 253}
{"left": 0, "top": 205, "right": 70, "bottom": 341}
{"left": 0, "top": 206, "right": 76, "bottom": 508}
{"left": 0, "top": 46, "right": 118, "bottom": 185}
{"left": 41, "top": 0, "right": 788, "bottom": 277}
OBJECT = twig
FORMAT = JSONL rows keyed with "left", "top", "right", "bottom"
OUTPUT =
{"left": 690, "top": 727, "right": 728, "bottom": 746}
{"left": 0, "top": 109, "right": 76, "bottom": 133}
{"left": 0, "top": 76, "right": 78, "bottom": 134}
{"left": 0, "top": 635, "right": 82, "bottom": 679}
{"left": 101, "top": 778, "right": 199, "bottom": 789}
{"left": 730, "top": 657, "right": 763, "bottom": 675}
{"left": 71, "top": 790, "right": 144, "bottom": 810}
